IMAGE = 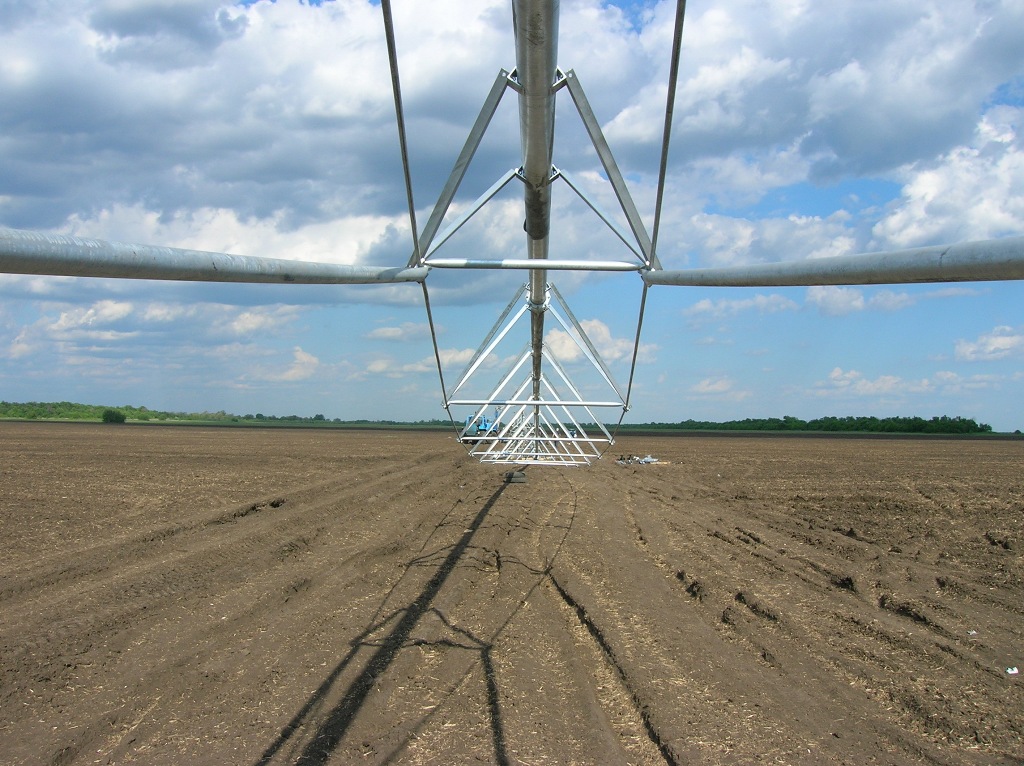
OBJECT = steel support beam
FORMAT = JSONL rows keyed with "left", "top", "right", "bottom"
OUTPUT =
{"left": 644, "top": 237, "right": 1024, "bottom": 287}
{"left": 563, "top": 71, "right": 654, "bottom": 266}
{"left": 413, "top": 69, "right": 514, "bottom": 265}
{"left": 0, "top": 227, "right": 427, "bottom": 284}
{"left": 423, "top": 168, "right": 520, "bottom": 260}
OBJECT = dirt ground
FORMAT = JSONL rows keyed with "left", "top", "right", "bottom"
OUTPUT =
{"left": 0, "top": 422, "right": 1021, "bottom": 765}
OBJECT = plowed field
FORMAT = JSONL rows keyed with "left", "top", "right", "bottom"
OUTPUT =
{"left": 1, "top": 422, "right": 1021, "bottom": 765}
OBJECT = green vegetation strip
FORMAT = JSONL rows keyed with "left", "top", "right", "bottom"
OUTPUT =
{"left": 0, "top": 402, "right": 1004, "bottom": 434}
{"left": 0, "top": 401, "right": 448, "bottom": 429}
{"left": 635, "top": 415, "right": 994, "bottom": 435}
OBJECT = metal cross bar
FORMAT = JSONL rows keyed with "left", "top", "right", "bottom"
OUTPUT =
{"left": 449, "top": 399, "right": 624, "bottom": 407}
{"left": 426, "top": 258, "right": 639, "bottom": 271}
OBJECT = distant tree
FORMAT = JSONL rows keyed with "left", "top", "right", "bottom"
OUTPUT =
{"left": 101, "top": 409, "right": 126, "bottom": 424}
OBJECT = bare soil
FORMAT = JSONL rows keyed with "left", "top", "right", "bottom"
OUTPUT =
{"left": 0, "top": 422, "right": 1021, "bottom": 765}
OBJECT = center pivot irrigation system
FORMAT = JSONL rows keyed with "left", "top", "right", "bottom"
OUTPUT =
{"left": 2, "top": 0, "right": 1023, "bottom": 466}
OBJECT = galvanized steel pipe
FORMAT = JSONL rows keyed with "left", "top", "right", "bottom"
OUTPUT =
{"left": 643, "top": 237, "right": 1024, "bottom": 287}
{"left": 514, "top": 0, "right": 560, "bottom": 399}
{"left": 0, "top": 227, "right": 428, "bottom": 285}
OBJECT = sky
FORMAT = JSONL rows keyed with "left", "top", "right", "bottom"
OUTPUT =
{"left": 1, "top": 0, "right": 1023, "bottom": 430}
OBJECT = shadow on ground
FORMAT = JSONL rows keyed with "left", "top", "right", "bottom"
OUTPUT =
{"left": 255, "top": 473, "right": 560, "bottom": 765}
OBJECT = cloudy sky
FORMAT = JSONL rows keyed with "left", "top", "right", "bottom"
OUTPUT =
{"left": 1, "top": 0, "right": 1023, "bottom": 430}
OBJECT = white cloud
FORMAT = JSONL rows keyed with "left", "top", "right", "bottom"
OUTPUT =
{"left": 822, "top": 367, "right": 915, "bottom": 396}
{"left": 4, "top": 300, "right": 305, "bottom": 369}
{"left": 50, "top": 300, "right": 134, "bottom": 331}
{"left": 873, "top": 106, "right": 1024, "bottom": 248}
{"left": 237, "top": 345, "right": 320, "bottom": 384}
{"left": 381, "top": 356, "right": 429, "bottom": 377}
{"left": 955, "top": 326, "right": 1024, "bottom": 361}
{"left": 813, "top": 366, "right": 1010, "bottom": 400}
{"left": 679, "top": 210, "right": 858, "bottom": 269}
{"left": 931, "top": 370, "right": 1003, "bottom": 393}
{"left": 437, "top": 348, "right": 476, "bottom": 368}
{"left": 805, "top": 286, "right": 865, "bottom": 316}
{"left": 275, "top": 346, "right": 319, "bottom": 382}
{"left": 360, "top": 347, "right": 477, "bottom": 379}
{"left": 607, "top": 44, "right": 792, "bottom": 144}
{"left": 868, "top": 290, "right": 915, "bottom": 312}
{"left": 684, "top": 293, "right": 798, "bottom": 318}
{"left": 226, "top": 307, "right": 299, "bottom": 337}
{"left": 689, "top": 376, "right": 752, "bottom": 401}
{"left": 61, "top": 204, "right": 400, "bottom": 267}
{"left": 804, "top": 286, "right": 938, "bottom": 315}
{"left": 8, "top": 328, "right": 33, "bottom": 359}
{"left": 545, "top": 318, "right": 656, "bottom": 364}
{"left": 545, "top": 328, "right": 582, "bottom": 362}
{"left": 6, "top": 300, "right": 142, "bottom": 350}
{"left": 692, "top": 377, "right": 733, "bottom": 394}
{"left": 353, "top": 344, "right": 528, "bottom": 389}
{"left": 365, "top": 322, "right": 432, "bottom": 341}
{"left": 142, "top": 303, "right": 192, "bottom": 323}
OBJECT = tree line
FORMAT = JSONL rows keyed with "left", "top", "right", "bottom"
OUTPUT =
{"left": 0, "top": 401, "right": 997, "bottom": 434}
{"left": 649, "top": 415, "right": 993, "bottom": 434}
{"left": 0, "top": 401, "right": 448, "bottom": 427}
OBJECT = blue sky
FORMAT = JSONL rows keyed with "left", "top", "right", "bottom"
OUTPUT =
{"left": 1, "top": 0, "right": 1022, "bottom": 429}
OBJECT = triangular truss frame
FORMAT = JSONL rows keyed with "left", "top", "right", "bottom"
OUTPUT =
{"left": 413, "top": 65, "right": 657, "bottom": 466}
{"left": 443, "top": 284, "right": 628, "bottom": 466}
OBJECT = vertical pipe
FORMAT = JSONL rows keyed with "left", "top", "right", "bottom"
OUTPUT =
{"left": 512, "top": 0, "right": 559, "bottom": 399}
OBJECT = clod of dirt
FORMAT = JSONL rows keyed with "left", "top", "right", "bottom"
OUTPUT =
{"left": 830, "top": 574, "right": 858, "bottom": 592}
{"left": 984, "top": 530, "right": 1014, "bottom": 550}
{"left": 735, "top": 591, "right": 779, "bottom": 621}
{"left": 878, "top": 593, "right": 931, "bottom": 625}
{"left": 675, "top": 570, "right": 707, "bottom": 602}
{"left": 935, "top": 575, "right": 967, "bottom": 596}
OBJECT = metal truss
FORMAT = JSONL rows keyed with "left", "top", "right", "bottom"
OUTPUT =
{"left": 444, "top": 284, "right": 626, "bottom": 466}
{"left": 409, "top": 44, "right": 656, "bottom": 466}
